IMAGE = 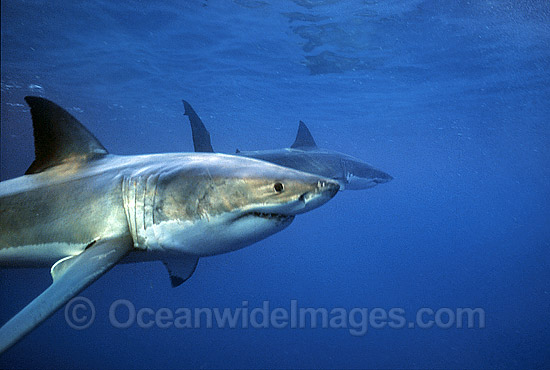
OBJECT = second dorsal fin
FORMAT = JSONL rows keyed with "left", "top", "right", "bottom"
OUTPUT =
{"left": 24, "top": 96, "right": 108, "bottom": 174}
{"left": 290, "top": 121, "right": 317, "bottom": 149}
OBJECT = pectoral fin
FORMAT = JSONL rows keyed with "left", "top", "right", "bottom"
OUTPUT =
{"left": 163, "top": 256, "right": 199, "bottom": 287}
{"left": 0, "top": 236, "right": 133, "bottom": 354}
{"left": 50, "top": 255, "right": 77, "bottom": 282}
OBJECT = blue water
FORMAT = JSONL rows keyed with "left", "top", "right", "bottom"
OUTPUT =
{"left": 1, "top": 0, "right": 549, "bottom": 368}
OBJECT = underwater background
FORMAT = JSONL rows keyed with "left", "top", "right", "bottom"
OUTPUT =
{"left": 1, "top": 0, "right": 549, "bottom": 368}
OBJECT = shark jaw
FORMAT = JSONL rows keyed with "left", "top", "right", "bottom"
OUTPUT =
{"left": 141, "top": 211, "right": 295, "bottom": 257}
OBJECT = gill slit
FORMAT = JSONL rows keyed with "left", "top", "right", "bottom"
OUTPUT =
{"left": 122, "top": 174, "right": 160, "bottom": 249}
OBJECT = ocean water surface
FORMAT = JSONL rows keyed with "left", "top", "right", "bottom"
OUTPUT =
{"left": 1, "top": 0, "right": 549, "bottom": 369}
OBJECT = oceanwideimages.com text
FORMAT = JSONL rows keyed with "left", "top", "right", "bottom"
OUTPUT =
{"left": 65, "top": 297, "right": 485, "bottom": 336}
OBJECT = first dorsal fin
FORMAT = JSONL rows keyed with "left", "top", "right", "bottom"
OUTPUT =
{"left": 24, "top": 96, "right": 108, "bottom": 174}
{"left": 290, "top": 121, "right": 317, "bottom": 149}
{"left": 182, "top": 100, "right": 214, "bottom": 153}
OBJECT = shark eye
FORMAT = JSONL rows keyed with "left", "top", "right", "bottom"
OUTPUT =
{"left": 274, "top": 182, "right": 284, "bottom": 193}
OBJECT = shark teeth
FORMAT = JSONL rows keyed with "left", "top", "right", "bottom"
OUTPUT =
{"left": 250, "top": 212, "right": 294, "bottom": 221}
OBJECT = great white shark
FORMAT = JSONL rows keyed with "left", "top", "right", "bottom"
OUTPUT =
{"left": 183, "top": 100, "right": 393, "bottom": 190}
{"left": 0, "top": 97, "right": 339, "bottom": 353}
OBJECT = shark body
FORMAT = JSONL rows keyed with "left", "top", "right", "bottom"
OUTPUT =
{"left": 0, "top": 97, "right": 339, "bottom": 353}
{"left": 183, "top": 100, "right": 392, "bottom": 190}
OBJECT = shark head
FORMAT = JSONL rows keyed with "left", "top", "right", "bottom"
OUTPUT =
{"left": 338, "top": 156, "right": 393, "bottom": 190}
{"left": 133, "top": 154, "right": 339, "bottom": 256}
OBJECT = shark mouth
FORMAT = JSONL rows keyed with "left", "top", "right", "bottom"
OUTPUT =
{"left": 242, "top": 211, "right": 295, "bottom": 222}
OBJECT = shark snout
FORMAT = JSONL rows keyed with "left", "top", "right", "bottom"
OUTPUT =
{"left": 343, "top": 166, "right": 393, "bottom": 190}
{"left": 374, "top": 170, "right": 393, "bottom": 184}
{"left": 318, "top": 180, "right": 340, "bottom": 197}
{"left": 296, "top": 180, "right": 339, "bottom": 214}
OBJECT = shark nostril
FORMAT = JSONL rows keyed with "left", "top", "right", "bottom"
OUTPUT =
{"left": 299, "top": 193, "right": 306, "bottom": 203}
